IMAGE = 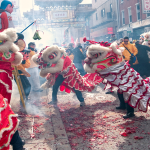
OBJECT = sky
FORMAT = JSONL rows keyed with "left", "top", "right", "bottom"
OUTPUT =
{"left": 19, "top": 0, "right": 39, "bottom": 16}
{"left": 80, "top": 0, "right": 92, "bottom": 4}
{"left": 19, "top": 0, "right": 92, "bottom": 16}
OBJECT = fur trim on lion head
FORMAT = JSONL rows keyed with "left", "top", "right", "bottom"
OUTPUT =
{"left": 144, "top": 31, "right": 150, "bottom": 41}
{"left": 86, "top": 42, "right": 124, "bottom": 64}
{"left": 110, "top": 42, "right": 124, "bottom": 56}
{"left": 0, "top": 28, "right": 23, "bottom": 66}
{"left": 11, "top": 52, "right": 23, "bottom": 66}
{"left": 86, "top": 44, "right": 111, "bottom": 63}
{"left": 32, "top": 45, "right": 66, "bottom": 69}
{"left": 141, "top": 32, "right": 150, "bottom": 43}
{"left": 3, "top": 28, "right": 18, "bottom": 42}
{"left": 0, "top": 28, "right": 18, "bottom": 53}
{"left": 42, "top": 45, "right": 65, "bottom": 64}
{"left": 141, "top": 32, "right": 150, "bottom": 46}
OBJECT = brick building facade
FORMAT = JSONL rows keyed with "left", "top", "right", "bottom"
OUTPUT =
{"left": 117, "top": 0, "right": 150, "bottom": 40}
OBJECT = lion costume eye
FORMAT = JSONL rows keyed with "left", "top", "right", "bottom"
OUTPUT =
{"left": 0, "top": 40, "right": 6, "bottom": 45}
{"left": 48, "top": 52, "right": 58, "bottom": 60}
{"left": 92, "top": 53, "right": 101, "bottom": 58}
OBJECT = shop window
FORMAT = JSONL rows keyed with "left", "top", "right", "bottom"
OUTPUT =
{"left": 128, "top": 7, "right": 132, "bottom": 23}
{"left": 101, "top": 8, "right": 105, "bottom": 17}
{"left": 122, "top": 10, "right": 125, "bottom": 25}
{"left": 136, "top": 3, "right": 140, "bottom": 20}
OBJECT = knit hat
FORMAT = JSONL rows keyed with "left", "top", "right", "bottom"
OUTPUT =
{"left": 0, "top": 0, "right": 13, "bottom": 10}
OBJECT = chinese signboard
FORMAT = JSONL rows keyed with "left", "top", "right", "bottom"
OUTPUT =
{"left": 52, "top": 11, "right": 68, "bottom": 19}
{"left": 142, "top": 0, "right": 150, "bottom": 13}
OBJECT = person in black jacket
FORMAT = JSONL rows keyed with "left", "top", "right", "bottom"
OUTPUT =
{"left": 73, "top": 43, "right": 86, "bottom": 76}
{"left": 134, "top": 41, "right": 150, "bottom": 78}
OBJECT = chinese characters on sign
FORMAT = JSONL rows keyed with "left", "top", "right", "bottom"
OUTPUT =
{"left": 52, "top": 11, "right": 68, "bottom": 19}
{"left": 143, "top": 0, "right": 150, "bottom": 13}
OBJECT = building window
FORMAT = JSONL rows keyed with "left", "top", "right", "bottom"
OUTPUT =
{"left": 128, "top": 7, "right": 132, "bottom": 23}
{"left": 121, "top": 0, "right": 123, "bottom": 3}
{"left": 96, "top": 13, "right": 98, "bottom": 20}
{"left": 136, "top": 3, "right": 140, "bottom": 20}
{"left": 101, "top": 9, "right": 105, "bottom": 17}
{"left": 110, "top": 3, "right": 112, "bottom": 12}
{"left": 147, "top": 13, "right": 150, "bottom": 18}
{"left": 122, "top": 10, "right": 125, "bottom": 25}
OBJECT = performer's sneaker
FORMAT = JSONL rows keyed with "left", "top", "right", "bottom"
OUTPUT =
{"left": 19, "top": 148, "right": 26, "bottom": 150}
{"left": 105, "top": 91, "right": 114, "bottom": 94}
{"left": 48, "top": 100, "right": 57, "bottom": 105}
{"left": 116, "top": 106, "right": 126, "bottom": 110}
{"left": 22, "top": 140, "right": 25, "bottom": 145}
{"left": 80, "top": 102, "right": 85, "bottom": 107}
{"left": 123, "top": 112, "right": 135, "bottom": 119}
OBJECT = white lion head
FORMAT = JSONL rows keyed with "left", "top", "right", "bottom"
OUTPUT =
{"left": 0, "top": 28, "right": 23, "bottom": 65}
{"left": 42, "top": 45, "right": 65, "bottom": 64}
{"left": 0, "top": 28, "right": 19, "bottom": 53}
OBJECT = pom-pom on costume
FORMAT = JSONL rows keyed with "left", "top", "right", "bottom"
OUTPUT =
{"left": 84, "top": 39, "right": 150, "bottom": 114}
{"left": 32, "top": 45, "right": 102, "bottom": 106}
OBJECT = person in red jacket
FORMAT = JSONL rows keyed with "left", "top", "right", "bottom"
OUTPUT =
{"left": 0, "top": 0, "right": 14, "bottom": 32}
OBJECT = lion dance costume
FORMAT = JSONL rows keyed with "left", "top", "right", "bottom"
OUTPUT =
{"left": 84, "top": 38, "right": 150, "bottom": 114}
{"left": 0, "top": 28, "right": 23, "bottom": 150}
{"left": 32, "top": 45, "right": 102, "bottom": 106}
